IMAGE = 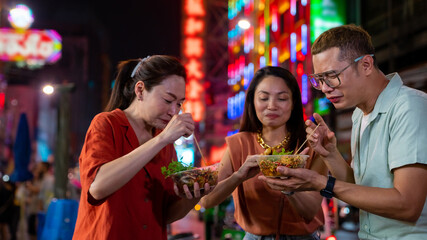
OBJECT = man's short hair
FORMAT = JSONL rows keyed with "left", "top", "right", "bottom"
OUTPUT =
{"left": 312, "top": 24, "right": 377, "bottom": 66}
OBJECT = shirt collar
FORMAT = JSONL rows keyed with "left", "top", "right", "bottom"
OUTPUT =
{"left": 353, "top": 72, "right": 402, "bottom": 123}
{"left": 111, "top": 108, "right": 131, "bottom": 127}
{"left": 374, "top": 72, "right": 402, "bottom": 114}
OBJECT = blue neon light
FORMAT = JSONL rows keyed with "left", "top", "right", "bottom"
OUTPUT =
{"left": 290, "top": 33, "right": 297, "bottom": 62}
{"left": 227, "top": 91, "right": 246, "bottom": 119}
{"left": 302, "top": 74, "right": 308, "bottom": 104}
{"left": 260, "top": 56, "right": 266, "bottom": 68}
{"left": 301, "top": 24, "right": 307, "bottom": 55}
{"left": 272, "top": 47, "right": 278, "bottom": 66}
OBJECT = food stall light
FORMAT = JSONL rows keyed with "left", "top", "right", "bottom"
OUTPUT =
{"left": 2, "top": 174, "right": 10, "bottom": 182}
{"left": 42, "top": 85, "right": 54, "bottom": 95}
{"left": 8, "top": 4, "right": 34, "bottom": 30}
{"left": 238, "top": 19, "right": 251, "bottom": 30}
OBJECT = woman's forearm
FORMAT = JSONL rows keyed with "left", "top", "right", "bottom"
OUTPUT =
{"left": 89, "top": 135, "right": 168, "bottom": 200}
{"left": 200, "top": 172, "right": 244, "bottom": 209}
{"left": 166, "top": 197, "right": 200, "bottom": 224}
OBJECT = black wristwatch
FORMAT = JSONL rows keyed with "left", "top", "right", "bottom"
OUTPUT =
{"left": 320, "top": 176, "right": 336, "bottom": 199}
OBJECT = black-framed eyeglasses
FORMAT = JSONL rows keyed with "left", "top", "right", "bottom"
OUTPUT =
{"left": 308, "top": 54, "right": 374, "bottom": 90}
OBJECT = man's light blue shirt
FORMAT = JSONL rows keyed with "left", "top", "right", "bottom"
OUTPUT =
{"left": 351, "top": 73, "right": 427, "bottom": 239}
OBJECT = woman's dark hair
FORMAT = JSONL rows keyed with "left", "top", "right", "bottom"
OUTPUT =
{"left": 239, "top": 66, "right": 306, "bottom": 151}
{"left": 104, "top": 55, "right": 186, "bottom": 111}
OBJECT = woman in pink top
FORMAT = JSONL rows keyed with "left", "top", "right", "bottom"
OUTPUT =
{"left": 201, "top": 67, "right": 327, "bottom": 240}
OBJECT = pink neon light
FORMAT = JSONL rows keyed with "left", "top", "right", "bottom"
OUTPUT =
{"left": 290, "top": 0, "right": 296, "bottom": 16}
{"left": 272, "top": 5, "right": 278, "bottom": 32}
{"left": 260, "top": 17, "right": 265, "bottom": 42}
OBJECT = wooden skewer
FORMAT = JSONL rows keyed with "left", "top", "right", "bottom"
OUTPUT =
{"left": 295, "top": 124, "right": 320, "bottom": 155}
{"left": 181, "top": 107, "right": 207, "bottom": 165}
{"left": 192, "top": 134, "right": 207, "bottom": 165}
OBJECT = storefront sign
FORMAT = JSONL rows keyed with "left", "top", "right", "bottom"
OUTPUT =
{"left": 182, "top": 0, "right": 206, "bottom": 122}
{"left": 0, "top": 28, "right": 62, "bottom": 63}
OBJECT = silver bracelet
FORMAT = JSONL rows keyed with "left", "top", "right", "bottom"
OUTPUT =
{"left": 281, "top": 191, "right": 295, "bottom": 196}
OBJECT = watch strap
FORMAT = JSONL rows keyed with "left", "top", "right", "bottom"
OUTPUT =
{"left": 320, "top": 175, "right": 336, "bottom": 198}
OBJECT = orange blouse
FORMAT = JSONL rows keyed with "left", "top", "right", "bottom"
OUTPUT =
{"left": 73, "top": 109, "right": 179, "bottom": 240}
{"left": 226, "top": 132, "right": 324, "bottom": 236}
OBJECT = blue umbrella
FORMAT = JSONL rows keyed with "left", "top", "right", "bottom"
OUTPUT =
{"left": 10, "top": 113, "right": 33, "bottom": 182}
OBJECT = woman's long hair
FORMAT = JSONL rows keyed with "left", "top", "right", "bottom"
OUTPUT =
{"left": 239, "top": 66, "right": 306, "bottom": 151}
{"left": 104, "top": 55, "right": 186, "bottom": 111}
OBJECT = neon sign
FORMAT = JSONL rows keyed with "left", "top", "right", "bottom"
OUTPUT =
{"left": 310, "top": 0, "right": 346, "bottom": 43}
{"left": 182, "top": 0, "right": 206, "bottom": 122}
{"left": 0, "top": 28, "right": 61, "bottom": 63}
{"left": 227, "top": 0, "right": 312, "bottom": 123}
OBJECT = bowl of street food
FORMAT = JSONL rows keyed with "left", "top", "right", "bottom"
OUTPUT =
{"left": 249, "top": 154, "right": 309, "bottom": 177}
{"left": 169, "top": 163, "right": 219, "bottom": 194}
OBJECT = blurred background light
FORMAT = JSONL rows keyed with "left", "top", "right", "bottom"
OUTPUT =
{"left": 8, "top": 4, "right": 34, "bottom": 30}
{"left": 42, "top": 85, "right": 54, "bottom": 95}
{"left": 237, "top": 19, "right": 251, "bottom": 30}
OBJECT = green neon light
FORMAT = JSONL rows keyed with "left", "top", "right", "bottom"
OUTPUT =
{"left": 310, "top": 0, "right": 347, "bottom": 43}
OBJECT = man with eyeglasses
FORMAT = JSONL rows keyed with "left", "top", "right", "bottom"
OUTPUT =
{"left": 259, "top": 24, "right": 427, "bottom": 239}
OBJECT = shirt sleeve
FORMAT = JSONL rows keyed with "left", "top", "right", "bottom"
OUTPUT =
{"left": 79, "top": 114, "right": 120, "bottom": 205}
{"left": 388, "top": 93, "right": 427, "bottom": 170}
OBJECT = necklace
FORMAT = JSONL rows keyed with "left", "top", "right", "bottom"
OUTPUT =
{"left": 257, "top": 131, "right": 290, "bottom": 152}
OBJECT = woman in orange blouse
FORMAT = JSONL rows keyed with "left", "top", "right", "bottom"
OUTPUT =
{"left": 201, "top": 66, "right": 327, "bottom": 240}
{"left": 73, "top": 55, "right": 213, "bottom": 239}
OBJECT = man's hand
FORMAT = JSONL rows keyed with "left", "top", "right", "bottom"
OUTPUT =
{"left": 306, "top": 113, "right": 337, "bottom": 157}
{"left": 258, "top": 166, "right": 325, "bottom": 193}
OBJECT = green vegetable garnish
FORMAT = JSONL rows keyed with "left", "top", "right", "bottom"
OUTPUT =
{"left": 272, "top": 148, "right": 294, "bottom": 155}
{"left": 161, "top": 158, "right": 194, "bottom": 178}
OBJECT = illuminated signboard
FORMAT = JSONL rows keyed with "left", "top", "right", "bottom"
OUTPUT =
{"left": 0, "top": 28, "right": 62, "bottom": 63}
{"left": 227, "top": 0, "right": 311, "bottom": 123}
{"left": 310, "top": 0, "right": 346, "bottom": 43}
{"left": 182, "top": 0, "right": 206, "bottom": 122}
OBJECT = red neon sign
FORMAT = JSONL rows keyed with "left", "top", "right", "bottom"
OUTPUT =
{"left": 182, "top": 0, "right": 206, "bottom": 122}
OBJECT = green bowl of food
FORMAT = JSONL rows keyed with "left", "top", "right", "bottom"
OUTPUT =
{"left": 250, "top": 154, "right": 309, "bottom": 177}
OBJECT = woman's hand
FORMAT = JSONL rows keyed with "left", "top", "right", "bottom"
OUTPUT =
{"left": 234, "top": 155, "right": 260, "bottom": 181}
{"left": 174, "top": 182, "right": 215, "bottom": 199}
{"left": 306, "top": 113, "right": 337, "bottom": 157}
{"left": 160, "top": 113, "right": 195, "bottom": 143}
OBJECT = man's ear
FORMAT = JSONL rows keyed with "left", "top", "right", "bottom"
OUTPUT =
{"left": 135, "top": 81, "right": 145, "bottom": 101}
{"left": 362, "top": 55, "right": 374, "bottom": 75}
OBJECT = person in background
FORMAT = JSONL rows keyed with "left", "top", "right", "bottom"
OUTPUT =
{"left": 25, "top": 162, "right": 46, "bottom": 240}
{"left": 260, "top": 24, "right": 427, "bottom": 239}
{"left": 201, "top": 66, "right": 327, "bottom": 240}
{"left": 0, "top": 179, "right": 16, "bottom": 239}
{"left": 37, "top": 161, "right": 54, "bottom": 212}
{"left": 73, "top": 55, "right": 214, "bottom": 239}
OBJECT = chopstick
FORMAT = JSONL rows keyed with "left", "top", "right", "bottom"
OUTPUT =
{"left": 180, "top": 106, "right": 207, "bottom": 166}
{"left": 192, "top": 134, "right": 207, "bottom": 165}
{"left": 295, "top": 124, "right": 320, "bottom": 155}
